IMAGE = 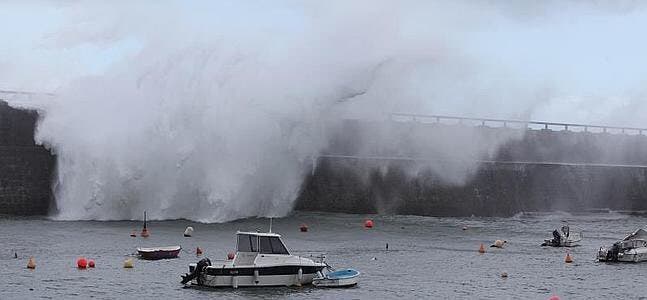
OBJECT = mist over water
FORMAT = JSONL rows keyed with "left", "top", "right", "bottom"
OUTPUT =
{"left": 3, "top": 1, "right": 647, "bottom": 221}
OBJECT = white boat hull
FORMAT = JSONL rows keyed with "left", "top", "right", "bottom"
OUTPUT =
{"left": 313, "top": 277, "right": 358, "bottom": 287}
{"left": 193, "top": 273, "right": 319, "bottom": 287}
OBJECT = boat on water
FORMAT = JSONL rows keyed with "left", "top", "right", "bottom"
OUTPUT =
{"left": 598, "top": 228, "right": 647, "bottom": 262}
{"left": 181, "top": 231, "right": 326, "bottom": 288}
{"left": 313, "top": 268, "right": 360, "bottom": 287}
{"left": 541, "top": 226, "right": 582, "bottom": 247}
{"left": 138, "top": 246, "right": 181, "bottom": 260}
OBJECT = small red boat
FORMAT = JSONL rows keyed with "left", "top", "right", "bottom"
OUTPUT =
{"left": 137, "top": 246, "right": 181, "bottom": 260}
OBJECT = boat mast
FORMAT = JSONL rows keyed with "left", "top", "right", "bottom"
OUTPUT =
{"left": 269, "top": 217, "right": 273, "bottom": 233}
{"left": 143, "top": 211, "right": 147, "bottom": 229}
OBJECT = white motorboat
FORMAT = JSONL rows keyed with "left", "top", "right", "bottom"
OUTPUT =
{"left": 541, "top": 226, "right": 582, "bottom": 247}
{"left": 313, "top": 268, "right": 360, "bottom": 287}
{"left": 181, "top": 231, "right": 326, "bottom": 288}
{"left": 598, "top": 228, "right": 647, "bottom": 262}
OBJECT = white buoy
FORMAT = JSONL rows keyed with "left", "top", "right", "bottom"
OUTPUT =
{"left": 184, "top": 226, "right": 194, "bottom": 237}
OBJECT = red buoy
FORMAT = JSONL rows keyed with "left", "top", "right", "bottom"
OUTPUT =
{"left": 227, "top": 252, "right": 235, "bottom": 260}
{"left": 299, "top": 224, "right": 308, "bottom": 232}
{"left": 88, "top": 260, "right": 95, "bottom": 268}
{"left": 364, "top": 219, "right": 374, "bottom": 228}
{"left": 77, "top": 257, "right": 88, "bottom": 269}
{"left": 196, "top": 247, "right": 203, "bottom": 256}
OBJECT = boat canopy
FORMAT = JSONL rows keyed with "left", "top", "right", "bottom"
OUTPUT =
{"left": 236, "top": 231, "right": 290, "bottom": 255}
{"left": 624, "top": 228, "right": 647, "bottom": 241}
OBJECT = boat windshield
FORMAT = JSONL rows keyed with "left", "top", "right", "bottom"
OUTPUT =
{"left": 259, "top": 236, "right": 290, "bottom": 255}
{"left": 237, "top": 234, "right": 259, "bottom": 252}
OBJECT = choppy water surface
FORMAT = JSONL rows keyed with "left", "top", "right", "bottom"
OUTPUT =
{"left": 2, "top": 211, "right": 647, "bottom": 299}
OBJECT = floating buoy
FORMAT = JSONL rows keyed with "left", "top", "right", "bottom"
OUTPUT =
{"left": 184, "top": 226, "right": 194, "bottom": 237}
{"left": 386, "top": 243, "right": 389, "bottom": 250}
{"left": 371, "top": 257, "right": 377, "bottom": 261}
{"left": 364, "top": 219, "right": 374, "bottom": 228}
{"left": 196, "top": 247, "right": 203, "bottom": 256}
{"left": 548, "top": 296, "right": 560, "bottom": 300}
{"left": 14, "top": 251, "right": 18, "bottom": 259}
{"left": 501, "top": 272, "right": 508, "bottom": 278}
{"left": 123, "top": 258, "right": 134, "bottom": 268}
{"left": 27, "top": 257, "right": 36, "bottom": 269}
{"left": 462, "top": 226, "right": 468, "bottom": 231}
{"left": 491, "top": 240, "right": 506, "bottom": 248}
{"left": 227, "top": 252, "right": 235, "bottom": 260}
{"left": 88, "top": 260, "right": 95, "bottom": 268}
{"left": 565, "top": 251, "right": 573, "bottom": 263}
{"left": 141, "top": 228, "right": 150, "bottom": 238}
{"left": 130, "top": 231, "right": 137, "bottom": 237}
{"left": 77, "top": 257, "right": 88, "bottom": 269}
{"left": 478, "top": 243, "right": 486, "bottom": 254}
{"left": 299, "top": 224, "right": 308, "bottom": 232}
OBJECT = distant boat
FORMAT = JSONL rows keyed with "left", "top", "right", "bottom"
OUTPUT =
{"left": 138, "top": 246, "right": 181, "bottom": 260}
{"left": 141, "top": 211, "right": 150, "bottom": 238}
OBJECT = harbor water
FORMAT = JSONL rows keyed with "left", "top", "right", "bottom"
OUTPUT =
{"left": 2, "top": 211, "right": 647, "bottom": 299}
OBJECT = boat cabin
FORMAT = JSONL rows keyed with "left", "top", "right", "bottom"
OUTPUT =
{"left": 236, "top": 231, "right": 290, "bottom": 255}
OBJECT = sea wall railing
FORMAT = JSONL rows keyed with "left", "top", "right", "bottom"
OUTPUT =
{"left": 390, "top": 112, "right": 647, "bottom": 135}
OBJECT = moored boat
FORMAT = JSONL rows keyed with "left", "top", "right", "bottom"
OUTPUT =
{"left": 138, "top": 246, "right": 181, "bottom": 260}
{"left": 541, "top": 226, "right": 582, "bottom": 247}
{"left": 599, "top": 228, "right": 647, "bottom": 262}
{"left": 181, "top": 231, "right": 326, "bottom": 288}
{"left": 313, "top": 268, "right": 360, "bottom": 287}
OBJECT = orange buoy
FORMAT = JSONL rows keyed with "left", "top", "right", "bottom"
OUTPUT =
{"left": 299, "top": 224, "right": 308, "bottom": 232}
{"left": 549, "top": 296, "right": 561, "bottom": 300}
{"left": 196, "top": 247, "right": 203, "bottom": 256}
{"left": 227, "top": 252, "right": 235, "bottom": 260}
{"left": 565, "top": 251, "right": 573, "bottom": 263}
{"left": 130, "top": 231, "right": 137, "bottom": 237}
{"left": 77, "top": 257, "right": 88, "bottom": 269}
{"left": 27, "top": 257, "right": 36, "bottom": 269}
{"left": 478, "top": 243, "right": 486, "bottom": 254}
{"left": 88, "top": 260, "right": 95, "bottom": 268}
{"left": 364, "top": 219, "right": 374, "bottom": 228}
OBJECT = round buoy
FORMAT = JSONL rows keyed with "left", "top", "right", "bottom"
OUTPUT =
{"left": 88, "top": 260, "right": 95, "bottom": 268}
{"left": 196, "top": 247, "right": 203, "bottom": 256}
{"left": 130, "top": 231, "right": 137, "bottom": 237}
{"left": 184, "top": 226, "right": 194, "bottom": 237}
{"left": 565, "top": 252, "right": 573, "bottom": 263}
{"left": 364, "top": 219, "right": 374, "bottom": 228}
{"left": 77, "top": 257, "right": 88, "bottom": 269}
{"left": 27, "top": 257, "right": 36, "bottom": 269}
{"left": 501, "top": 272, "right": 508, "bottom": 278}
{"left": 299, "top": 224, "right": 308, "bottom": 232}
{"left": 462, "top": 226, "right": 468, "bottom": 231}
{"left": 478, "top": 243, "right": 486, "bottom": 254}
{"left": 227, "top": 252, "right": 235, "bottom": 260}
{"left": 123, "top": 258, "right": 134, "bottom": 268}
{"left": 491, "top": 240, "right": 506, "bottom": 248}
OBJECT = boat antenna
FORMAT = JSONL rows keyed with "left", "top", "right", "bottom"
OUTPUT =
{"left": 143, "top": 211, "right": 147, "bottom": 229}
{"left": 269, "top": 217, "right": 273, "bottom": 233}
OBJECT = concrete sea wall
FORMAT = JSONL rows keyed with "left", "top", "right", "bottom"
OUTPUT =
{"left": 0, "top": 101, "right": 55, "bottom": 215}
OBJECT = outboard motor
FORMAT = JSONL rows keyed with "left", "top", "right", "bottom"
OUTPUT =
{"left": 552, "top": 230, "right": 561, "bottom": 245}
{"left": 606, "top": 243, "right": 621, "bottom": 262}
{"left": 181, "top": 258, "right": 211, "bottom": 285}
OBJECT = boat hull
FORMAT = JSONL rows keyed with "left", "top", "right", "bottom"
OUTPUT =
{"left": 599, "top": 247, "right": 647, "bottom": 262}
{"left": 138, "top": 246, "right": 181, "bottom": 260}
{"left": 189, "top": 264, "right": 324, "bottom": 287}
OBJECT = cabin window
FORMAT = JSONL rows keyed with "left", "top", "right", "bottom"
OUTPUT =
{"left": 259, "top": 236, "right": 289, "bottom": 255}
{"left": 237, "top": 234, "right": 258, "bottom": 252}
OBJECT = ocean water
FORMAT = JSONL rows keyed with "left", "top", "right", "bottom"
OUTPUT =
{"left": 2, "top": 211, "right": 647, "bottom": 299}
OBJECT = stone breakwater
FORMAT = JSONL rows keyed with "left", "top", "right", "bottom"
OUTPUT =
{"left": 0, "top": 101, "right": 54, "bottom": 215}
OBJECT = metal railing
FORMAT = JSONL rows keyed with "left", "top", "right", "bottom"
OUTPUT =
{"left": 390, "top": 112, "right": 647, "bottom": 135}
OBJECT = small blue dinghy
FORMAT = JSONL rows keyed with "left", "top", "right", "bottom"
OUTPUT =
{"left": 313, "top": 268, "right": 360, "bottom": 287}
